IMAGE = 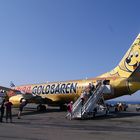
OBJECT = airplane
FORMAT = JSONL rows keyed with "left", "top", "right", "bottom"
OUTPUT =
{"left": 0, "top": 33, "right": 140, "bottom": 111}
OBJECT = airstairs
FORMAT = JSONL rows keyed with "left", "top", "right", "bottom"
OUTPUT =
{"left": 71, "top": 82, "right": 111, "bottom": 119}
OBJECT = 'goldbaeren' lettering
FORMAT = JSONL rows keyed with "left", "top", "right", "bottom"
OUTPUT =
{"left": 32, "top": 83, "right": 78, "bottom": 95}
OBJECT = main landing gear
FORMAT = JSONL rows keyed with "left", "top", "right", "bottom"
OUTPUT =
{"left": 60, "top": 104, "right": 67, "bottom": 111}
{"left": 37, "top": 104, "right": 47, "bottom": 112}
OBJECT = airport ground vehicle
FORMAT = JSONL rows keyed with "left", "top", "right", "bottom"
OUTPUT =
{"left": 136, "top": 106, "right": 140, "bottom": 111}
{"left": 114, "top": 102, "right": 128, "bottom": 112}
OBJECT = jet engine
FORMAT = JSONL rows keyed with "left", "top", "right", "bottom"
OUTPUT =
{"left": 9, "top": 94, "right": 25, "bottom": 107}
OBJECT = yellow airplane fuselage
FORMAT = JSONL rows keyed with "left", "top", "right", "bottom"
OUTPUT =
{"left": 6, "top": 34, "right": 140, "bottom": 107}
{"left": 12, "top": 76, "right": 140, "bottom": 107}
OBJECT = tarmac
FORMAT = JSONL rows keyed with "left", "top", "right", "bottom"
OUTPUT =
{"left": 0, "top": 105, "right": 140, "bottom": 140}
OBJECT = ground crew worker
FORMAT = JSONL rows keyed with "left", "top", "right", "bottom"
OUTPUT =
{"left": 18, "top": 99, "right": 26, "bottom": 119}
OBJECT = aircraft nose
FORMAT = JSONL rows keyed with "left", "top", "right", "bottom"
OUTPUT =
{"left": 126, "top": 58, "right": 131, "bottom": 64}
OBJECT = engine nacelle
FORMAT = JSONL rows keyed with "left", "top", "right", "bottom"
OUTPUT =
{"left": 9, "top": 95, "right": 24, "bottom": 107}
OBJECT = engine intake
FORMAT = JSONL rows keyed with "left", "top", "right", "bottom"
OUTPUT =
{"left": 9, "top": 95, "right": 24, "bottom": 107}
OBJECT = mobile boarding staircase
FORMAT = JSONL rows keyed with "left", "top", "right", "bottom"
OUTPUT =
{"left": 71, "top": 82, "right": 111, "bottom": 119}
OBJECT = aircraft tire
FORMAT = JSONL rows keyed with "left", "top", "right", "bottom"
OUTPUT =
{"left": 60, "top": 104, "right": 67, "bottom": 111}
{"left": 37, "top": 104, "right": 46, "bottom": 112}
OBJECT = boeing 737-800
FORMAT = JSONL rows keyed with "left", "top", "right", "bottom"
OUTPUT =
{"left": 0, "top": 34, "right": 140, "bottom": 111}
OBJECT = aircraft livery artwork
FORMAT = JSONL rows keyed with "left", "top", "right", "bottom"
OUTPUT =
{"left": 14, "top": 82, "right": 78, "bottom": 95}
{"left": 32, "top": 82, "right": 78, "bottom": 95}
{"left": 100, "top": 34, "right": 140, "bottom": 78}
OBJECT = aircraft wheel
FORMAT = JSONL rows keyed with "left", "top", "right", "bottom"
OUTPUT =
{"left": 60, "top": 104, "right": 67, "bottom": 111}
{"left": 37, "top": 104, "right": 46, "bottom": 112}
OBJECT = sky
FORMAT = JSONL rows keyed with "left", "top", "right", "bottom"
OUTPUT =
{"left": 0, "top": 0, "right": 140, "bottom": 101}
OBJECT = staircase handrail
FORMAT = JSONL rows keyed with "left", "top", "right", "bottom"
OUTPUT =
{"left": 82, "top": 84, "right": 105, "bottom": 115}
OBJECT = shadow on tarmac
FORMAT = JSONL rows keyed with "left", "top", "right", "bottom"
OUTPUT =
{"left": 12, "top": 107, "right": 61, "bottom": 117}
{"left": 76, "top": 111, "right": 140, "bottom": 121}
{"left": 13, "top": 106, "right": 140, "bottom": 121}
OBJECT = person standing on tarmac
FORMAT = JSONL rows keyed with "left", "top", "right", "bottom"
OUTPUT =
{"left": 18, "top": 99, "right": 26, "bottom": 119}
{"left": 66, "top": 101, "right": 73, "bottom": 120}
{"left": 0, "top": 99, "right": 5, "bottom": 122}
{"left": 5, "top": 99, "right": 13, "bottom": 123}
